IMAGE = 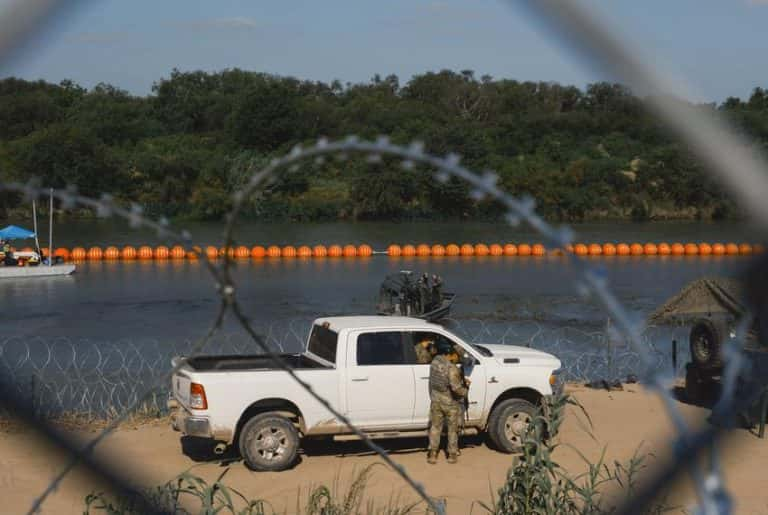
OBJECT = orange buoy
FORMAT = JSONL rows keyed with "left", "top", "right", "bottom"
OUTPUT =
{"left": 282, "top": 246, "right": 296, "bottom": 258}
{"left": 138, "top": 246, "right": 153, "bottom": 260}
{"left": 474, "top": 244, "right": 490, "bottom": 257}
{"left": 251, "top": 246, "right": 266, "bottom": 258}
{"left": 313, "top": 245, "right": 327, "bottom": 258}
{"left": 684, "top": 243, "right": 699, "bottom": 255}
{"left": 602, "top": 243, "right": 616, "bottom": 256}
{"left": 503, "top": 244, "right": 517, "bottom": 256}
{"left": 170, "top": 245, "right": 186, "bottom": 259}
{"left": 431, "top": 244, "right": 445, "bottom": 257}
{"left": 711, "top": 243, "right": 725, "bottom": 255}
{"left": 417, "top": 244, "right": 431, "bottom": 257}
{"left": 532, "top": 244, "right": 545, "bottom": 256}
{"left": 205, "top": 246, "right": 218, "bottom": 259}
{"left": 671, "top": 243, "right": 685, "bottom": 256}
{"left": 739, "top": 243, "right": 753, "bottom": 255}
{"left": 459, "top": 244, "right": 474, "bottom": 256}
{"left": 698, "top": 243, "right": 712, "bottom": 256}
{"left": 104, "top": 246, "right": 120, "bottom": 259}
{"left": 615, "top": 243, "right": 629, "bottom": 256}
{"left": 446, "top": 244, "right": 460, "bottom": 256}
{"left": 86, "top": 246, "right": 102, "bottom": 260}
{"left": 518, "top": 244, "right": 532, "bottom": 256}
{"left": 55, "top": 247, "right": 71, "bottom": 260}
{"left": 387, "top": 244, "right": 401, "bottom": 257}
{"left": 725, "top": 243, "right": 739, "bottom": 255}
{"left": 343, "top": 245, "right": 357, "bottom": 257}
{"left": 489, "top": 244, "right": 503, "bottom": 256}
{"left": 588, "top": 244, "right": 602, "bottom": 256}
{"left": 234, "top": 246, "right": 249, "bottom": 259}
{"left": 402, "top": 244, "right": 416, "bottom": 257}
{"left": 186, "top": 251, "right": 198, "bottom": 260}
{"left": 574, "top": 243, "right": 588, "bottom": 256}
{"left": 120, "top": 246, "right": 135, "bottom": 260}
{"left": 267, "top": 245, "right": 281, "bottom": 258}
{"left": 154, "top": 246, "right": 169, "bottom": 259}
{"left": 358, "top": 244, "right": 373, "bottom": 257}
{"left": 629, "top": 243, "right": 643, "bottom": 256}
{"left": 328, "top": 245, "right": 343, "bottom": 257}
{"left": 643, "top": 243, "right": 658, "bottom": 255}
{"left": 298, "top": 246, "right": 313, "bottom": 258}
{"left": 657, "top": 243, "right": 671, "bottom": 256}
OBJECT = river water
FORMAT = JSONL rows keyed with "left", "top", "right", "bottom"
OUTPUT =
{"left": 2, "top": 219, "right": 759, "bottom": 343}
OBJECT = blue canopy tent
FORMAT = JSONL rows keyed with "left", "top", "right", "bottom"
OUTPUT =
{"left": 0, "top": 225, "right": 36, "bottom": 240}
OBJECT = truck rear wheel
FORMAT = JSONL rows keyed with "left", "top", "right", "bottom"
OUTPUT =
{"left": 239, "top": 413, "right": 299, "bottom": 472}
{"left": 487, "top": 399, "right": 537, "bottom": 453}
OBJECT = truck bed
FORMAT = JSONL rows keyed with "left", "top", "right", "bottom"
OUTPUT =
{"left": 185, "top": 353, "right": 329, "bottom": 372}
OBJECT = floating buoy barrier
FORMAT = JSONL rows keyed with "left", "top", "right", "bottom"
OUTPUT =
{"left": 43, "top": 242, "right": 766, "bottom": 262}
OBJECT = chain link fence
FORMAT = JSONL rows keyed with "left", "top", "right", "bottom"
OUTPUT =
{"left": 1, "top": 1, "right": 767, "bottom": 514}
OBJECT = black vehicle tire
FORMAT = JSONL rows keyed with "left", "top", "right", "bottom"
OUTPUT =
{"left": 689, "top": 318, "right": 726, "bottom": 370}
{"left": 487, "top": 399, "right": 538, "bottom": 453}
{"left": 239, "top": 413, "right": 300, "bottom": 472}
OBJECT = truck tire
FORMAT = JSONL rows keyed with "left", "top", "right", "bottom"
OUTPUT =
{"left": 239, "top": 413, "right": 299, "bottom": 472}
{"left": 689, "top": 318, "right": 726, "bottom": 370}
{"left": 487, "top": 399, "right": 538, "bottom": 453}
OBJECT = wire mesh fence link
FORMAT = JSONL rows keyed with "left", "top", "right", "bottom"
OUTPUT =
{"left": 1, "top": 3, "right": 767, "bottom": 513}
{"left": 0, "top": 321, "right": 689, "bottom": 420}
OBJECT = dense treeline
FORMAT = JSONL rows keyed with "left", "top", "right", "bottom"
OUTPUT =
{"left": 1, "top": 69, "right": 767, "bottom": 222}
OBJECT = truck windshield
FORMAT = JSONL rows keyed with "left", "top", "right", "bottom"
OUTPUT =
{"left": 307, "top": 324, "right": 338, "bottom": 365}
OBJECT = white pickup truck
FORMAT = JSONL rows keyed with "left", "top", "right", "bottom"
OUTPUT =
{"left": 168, "top": 316, "right": 562, "bottom": 471}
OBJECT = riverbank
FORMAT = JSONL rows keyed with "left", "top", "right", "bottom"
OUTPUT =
{"left": 2, "top": 385, "right": 766, "bottom": 514}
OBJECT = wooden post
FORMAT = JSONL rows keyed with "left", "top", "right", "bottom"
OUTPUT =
{"left": 759, "top": 388, "right": 768, "bottom": 439}
{"left": 672, "top": 339, "right": 678, "bottom": 374}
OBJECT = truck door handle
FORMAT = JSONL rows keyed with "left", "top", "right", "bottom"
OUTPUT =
{"left": 489, "top": 376, "right": 499, "bottom": 383}
{"left": 420, "top": 376, "right": 430, "bottom": 380}
{"left": 351, "top": 377, "right": 369, "bottom": 382}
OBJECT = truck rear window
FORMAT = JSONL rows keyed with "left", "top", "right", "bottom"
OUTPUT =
{"left": 308, "top": 324, "right": 338, "bottom": 365}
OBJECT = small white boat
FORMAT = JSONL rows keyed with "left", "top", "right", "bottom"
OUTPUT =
{"left": 0, "top": 264, "right": 75, "bottom": 279}
{"left": 0, "top": 190, "right": 77, "bottom": 279}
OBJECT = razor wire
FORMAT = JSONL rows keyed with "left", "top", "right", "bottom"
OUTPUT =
{"left": 0, "top": 321, "right": 684, "bottom": 419}
{"left": 0, "top": 1, "right": 766, "bottom": 514}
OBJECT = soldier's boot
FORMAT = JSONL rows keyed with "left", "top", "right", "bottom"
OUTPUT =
{"left": 447, "top": 453, "right": 458, "bottom": 464}
{"left": 427, "top": 450, "right": 438, "bottom": 465}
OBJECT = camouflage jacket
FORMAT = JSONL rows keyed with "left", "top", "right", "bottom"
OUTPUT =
{"left": 429, "top": 354, "right": 468, "bottom": 405}
{"left": 415, "top": 343, "right": 433, "bottom": 364}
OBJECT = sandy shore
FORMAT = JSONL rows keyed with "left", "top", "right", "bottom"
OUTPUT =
{"left": 1, "top": 385, "right": 767, "bottom": 514}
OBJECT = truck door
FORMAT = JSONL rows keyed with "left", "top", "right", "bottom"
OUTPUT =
{"left": 410, "top": 331, "right": 487, "bottom": 427}
{"left": 345, "top": 330, "right": 417, "bottom": 428}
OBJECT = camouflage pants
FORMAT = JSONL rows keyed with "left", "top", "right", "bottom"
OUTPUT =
{"left": 428, "top": 400, "right": 462, "bottom": 455}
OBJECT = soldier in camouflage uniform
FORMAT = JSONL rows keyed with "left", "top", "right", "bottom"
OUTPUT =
{"left": 414, "top": 336, "right": 435, "bottom": 364}
{"left": 427, "top": 340, "right": 470, "bottom": 464}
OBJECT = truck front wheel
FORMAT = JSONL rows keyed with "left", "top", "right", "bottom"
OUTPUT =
{"left": 239, "top": 413, "right": 300, "bottom": 472}
{"left": 487, "top": 399, "right": 538, "bottom": 453}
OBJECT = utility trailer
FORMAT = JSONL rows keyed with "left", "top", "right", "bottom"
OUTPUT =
{"left": 649, "top": 277, "right": 768, "bottom": 434}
